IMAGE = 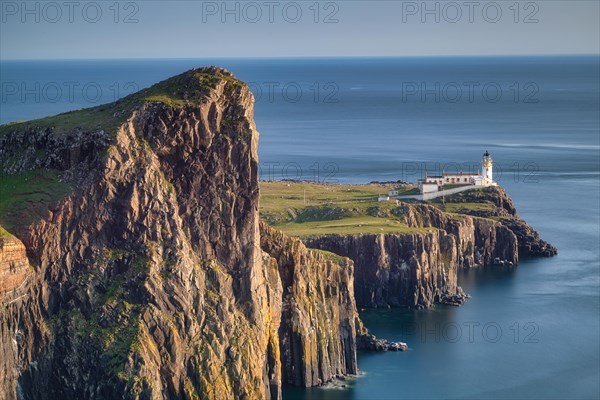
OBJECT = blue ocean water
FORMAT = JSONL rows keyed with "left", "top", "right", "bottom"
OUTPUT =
{"left": 1, "top": 57, "right": 599, "bottom": 399}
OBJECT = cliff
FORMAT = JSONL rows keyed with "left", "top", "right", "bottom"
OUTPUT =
{"left": 0, "top": 231, "right": 31, "bottom": 298}
{"left": 260, "top": 222, "right": 359, "bottom": 387}
{"left": 398, "top": 199, "right": 520, "bottom": 268}
{"left": 429, "top": 187, "right": 557, "bottom": 258}
{"left": 0, "top": 231, "right": 39, "bottom": 398}
{"left": 305, "top": 187, "right": 554, "bottom": 309}
{"left": 304, "top": 231, "right": 465, "bottom": 309}
{"left": 0, "top": 68, "right": 366, "bottom": 400}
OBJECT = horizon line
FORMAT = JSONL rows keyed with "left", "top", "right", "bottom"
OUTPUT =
{"left": 2, "top": 53, "right": 599, "bottom": 62}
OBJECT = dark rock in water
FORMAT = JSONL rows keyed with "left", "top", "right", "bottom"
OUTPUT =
{"left": 388, "top": 342, "right": 409, "bottom": 351}
{"left": 498, "top": 216, "right": 558, "bottom": 257}
{"left": 357, "top": 333, "right": 408, "bottom": 352}
{"left": 355, "top": 318, "right": 408, "bottom": 352}
{"left": 440, "top": 287, "right": 471, "bottom": 306}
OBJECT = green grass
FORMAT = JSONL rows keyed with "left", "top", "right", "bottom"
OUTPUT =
{"left": 259, "top": 181, "right": 431, "bottom": 237}
{"left": 276, "top": 216, "right": 433, "bottom": 238}
{"left": 441, "top": 183, "right": 471, "bottom": 190}
{"left": 433, "top": 202, "right": 494, "bottom": 214}
{"left": 260, "top": 181, "right": 406, "bottom": 217}
{"left": 0, "top": 224, "right": 13, "bottom": 238}
{"left": 260, "top": 181, "right": 499, "bottom": 238}
{"left": 0, "top": 169, "right": 72, "bottom": 231}
{"left": 311, "top": 249, "right": 349, "bottom": 263}
{"left": 396, "top": 187, "right": 421, "bottom": 196}
{"left": 0, "top": 105, "right": 124, "bottom": 138}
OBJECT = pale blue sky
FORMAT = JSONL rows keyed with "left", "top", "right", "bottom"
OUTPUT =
{"left": 1, "top": 0, "right": 599, "bottom": 59}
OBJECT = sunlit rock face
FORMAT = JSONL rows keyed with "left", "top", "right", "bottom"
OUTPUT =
{"left": 0, "top": 68, "right": 286, "bottom": 400}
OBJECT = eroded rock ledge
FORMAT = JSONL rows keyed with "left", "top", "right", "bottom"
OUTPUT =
{"left": 0, "top": 234, "right": 31, "bottom": 298}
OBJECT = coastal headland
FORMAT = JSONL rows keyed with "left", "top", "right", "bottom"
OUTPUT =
{"left": 0, "top": 68, "right": 556, "bottom": 399}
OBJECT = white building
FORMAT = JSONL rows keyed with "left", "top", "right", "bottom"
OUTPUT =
{"left": 482, "top": 150, "right": 493, "bottom": 182}
{"left": 416, "top": 151, "right": 496, "bottom": 194}
{"left": 420, "top": 182, "right": 439, "bottom": 194}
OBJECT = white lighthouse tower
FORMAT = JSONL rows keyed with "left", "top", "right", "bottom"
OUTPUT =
{"left": 482, "top": 150, "right": 494, "bottom": 184}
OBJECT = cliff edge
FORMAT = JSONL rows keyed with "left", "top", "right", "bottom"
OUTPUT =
{"left": 0, "top": 68, "right": 366, "bottom": 400}
{"left": 303, "top": 186, "right": 555, "bottom": 309}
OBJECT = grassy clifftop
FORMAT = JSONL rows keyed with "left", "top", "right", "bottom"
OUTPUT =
{"left": 0, "top": 67, "right": 245, "bottom": 138}
{"left": 259, "top": 181, "right": 509, "bottom": 238}
{"left": 259, "top": 181, "right": 432, "bottom": 237}
{"left": 0, "top": 67, "right": 245, "bottom": 235}
{"left": 0, "top": 169, "right": 72, "bottom": 232}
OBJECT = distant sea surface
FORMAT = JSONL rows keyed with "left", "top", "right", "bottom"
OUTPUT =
{"left": 1, "top": 56, "right": 599, "bottom": 399}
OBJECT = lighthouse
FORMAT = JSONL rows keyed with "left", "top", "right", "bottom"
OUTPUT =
{"left": 410, "top": 151, "right": 498, "bottom": 198}
{"left": 482, "top": 150, "right": 493, "bottom": 183}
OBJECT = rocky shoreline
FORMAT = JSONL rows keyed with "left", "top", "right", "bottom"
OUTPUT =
{"left": 357, "top": 333, "right": 408, "bottom": 352}
{"left": 303, "top": 186, "right": 554, "bottom": 311}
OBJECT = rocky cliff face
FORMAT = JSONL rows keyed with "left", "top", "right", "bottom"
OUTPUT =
{"left": 0, "top": 234, "right": 31, "bottom": 297}
{"left": 0, "top": 233, "right": 42, "bottom": 400}
{"left": 429, "top": 187, "right": 557, "bottom": 258}
{"left": 1, "top": 67, "right": 278, "bottom": 400}
{"left": 260, "top": 223, "right": 359, "bottom": 387}
{"left": 305, "top": 188, "right": 554, "bottom": 309}
{"left": 304, "top": 231, "right": 467, "bottom": 309}
{"left": 0, "top": 68, "right": 364, "bottom": 400}
{"left": 399, "top": 201, "right": 519, "bottom": 268}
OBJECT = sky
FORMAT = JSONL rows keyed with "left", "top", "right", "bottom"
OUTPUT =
{"left": 1, "top": 0, "right": 599, "bottom": 59}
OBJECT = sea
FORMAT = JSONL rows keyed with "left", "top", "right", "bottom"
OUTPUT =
{"left": 1, "top": 56, "right": 599, "bottom": 399}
